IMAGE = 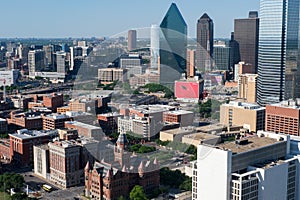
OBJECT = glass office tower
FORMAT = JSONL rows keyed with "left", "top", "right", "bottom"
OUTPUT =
{"left": 257, "top": 0, "right": 300, "bottom": 106}
{"left": 159, "top": 3, "right": 187, "bottom": 87}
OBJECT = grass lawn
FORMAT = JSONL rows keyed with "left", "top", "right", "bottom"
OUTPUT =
{"left": 0, "top": 192, "right": 10, "bottom": 200}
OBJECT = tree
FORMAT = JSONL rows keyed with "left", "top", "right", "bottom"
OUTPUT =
{"left": 118, "top": 196, "right": 126, "bottom": 200}
{"left": 130, "top": 185, "right": 148, "bottom": 200}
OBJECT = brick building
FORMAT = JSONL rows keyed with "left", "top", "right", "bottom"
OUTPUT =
{"left": 0, "top": 139, "right": 10, "bottom": 161}
{"left": 266, "top": 100, "right": 300, "bottom": 136}
{"left": 9, "top": 129, "right": 58, "bottom": 166}
{"left": 49, "top": 141, "right": 82, "bottom": 188}
{"left": 43, "top": 93, "right": 64, "bottom": 112}
{"left": 84, "top": 133, "right": 160, "bottom": 200}
{"left": 98, "top": 113, "right": 122, "bottom": 135}
{"left": 163, "top": 110, "right": 194, "bottom": 127}
{"left": 7, "top": 111, "right": 43, "bottom": 130}
{"left": 42, "top": 114, "right": 72, "bottom": 130}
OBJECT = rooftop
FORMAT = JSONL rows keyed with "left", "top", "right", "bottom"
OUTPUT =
{"left": 10, "top": 129, "right": 58, "bottom": 140}
{"left": 183, "top": 132, "right": 220, "bottom": 141}
{"left": 161, "top": 126, "right": 196, "bottom": 135}
{"left": 223, "top": 101, "right": 265, "bottom": 111}
{"left": 164, "top": 110, "right": 194, "bottom": 115}
{"left": 65, "top": 121, "right": 102, "bottom": 130}
{"left": 217, "top": 136, "right": 281, "bottom": 154}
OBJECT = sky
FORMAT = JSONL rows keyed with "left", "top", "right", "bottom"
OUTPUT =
{"left": 0, "top": 0, "right": 260, "bottom": 38}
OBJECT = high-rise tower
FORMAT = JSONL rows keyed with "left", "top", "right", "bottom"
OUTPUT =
{"left": 257, "top": 0, "right": 300, "bottom": 106}
{"left": 159, "top": 3, "right": 187, "bottom": 86}
{"left": 234, "top": 11, "right": 259, "bottom": 71}
{"left": 128, "top": 30, "right": 137, "bottom": 51}
{"left": 197, "top": 13, "right": 214, "bottom": 73}
{"left": 151, "top": 24, "right": 160, "bottom": 69}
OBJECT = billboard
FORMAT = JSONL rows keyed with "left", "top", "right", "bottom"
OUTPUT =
{"left": 175, "top": 81, "right": 202, "bottom": 99}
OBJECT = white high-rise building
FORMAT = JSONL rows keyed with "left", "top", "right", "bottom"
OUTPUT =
{"left": 194, "top": 131, "right": 300, "bottom": 200}
{"left": 28, "top": 50, "right": 45, "bottom": 78}
{"left": 150, "top": 24, "right": 160, "bottom": 69}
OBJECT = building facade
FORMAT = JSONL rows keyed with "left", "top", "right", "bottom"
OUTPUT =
{"left": 234, "top": 11, "right": 259, "bottom": 71}
{"left": 220, "top": 101, "right": 265, "bottom": 132}
{"left": 257, "top": 0, "right": 300, "bottom": 105}
{"left": 197, "top": 13, "right": 213, "bottom": 73}
{"left": 266, "top": 99, "right": 300, "bottom": 136}
{"left": 128, "top": 30, "right": 137, "bottom": 51}
{"left": 160, "top": 3, "right": 187, "bottom": 86}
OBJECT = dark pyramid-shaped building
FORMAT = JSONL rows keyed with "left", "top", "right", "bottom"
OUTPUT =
{"left": 159, "top": 3, "right": 187, "bottom": 87}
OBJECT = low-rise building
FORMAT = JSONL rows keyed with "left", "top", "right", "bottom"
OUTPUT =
{"left": 220, "top": 101, "right": 265, "bottom": 132}
{"left": 9, "top": 129, "right": 58, "bottom": 166}
{"left": 64, "top": 121, "right": 104, "bottom": 140}
{"left": 42, "top": 114, "right": 72, "bottom": 130}
{"left": 163, "top": 110, "right": 194, "bottom": 127}
{"left": 7, "top": 111, "right": 43, "bottom": 130}
{"left": 49, "top": 141, "right": 82, "bottom": 188}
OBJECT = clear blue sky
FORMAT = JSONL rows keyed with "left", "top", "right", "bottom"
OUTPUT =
{"left": 0, "top": 0, "right": 259, "bottom": 38}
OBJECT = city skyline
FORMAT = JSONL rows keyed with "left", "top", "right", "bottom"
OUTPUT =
{"left": 0, "top": 0, "right": 259, "bottom": 38}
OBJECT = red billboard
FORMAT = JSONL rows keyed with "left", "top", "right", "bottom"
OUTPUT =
{"left": 175, "top": 81, "right": 201, "bottom": 99}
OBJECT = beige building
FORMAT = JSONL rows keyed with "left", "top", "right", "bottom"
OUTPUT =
{"left": 33, "top": 144, "right": 49, "bottom": 179}
{"left": 98, "top": 68, "right": 128, "bottom": 84}
{"left": 220, "top": 101, "right": 265, "bottom": 132}
{"left": 160, "top": 126, "right": 196, "bottom": 142}
{"left": 238, "top": 74, "right": 257, "bottom": 103}
{"left": 182, "top": 132, "right": 221, "bottom": 147}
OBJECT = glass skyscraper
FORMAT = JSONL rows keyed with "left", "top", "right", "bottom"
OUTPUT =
{"left": 257, "top": 0, "right": 300, "bottom": 106}
{"left": 159, "top": 3, "right": 187, "bottom": 86}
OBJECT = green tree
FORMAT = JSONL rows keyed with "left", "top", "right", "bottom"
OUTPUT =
{"left": 130, "top": 185, "right": 148, "bottom": 200}
{"left": 118, "top": 196, "right": 126, "bottom": 200}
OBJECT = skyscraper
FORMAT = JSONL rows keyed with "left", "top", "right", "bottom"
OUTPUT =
{"left": 150, "top": 24, "right": 160, "bottom": 69}
{"left": 160, "top": 3, "right": 187, "bottom": 86}
{"left": 213, "top": 44, "right": 231, "bottom": 71}
{"left": 234, "top": 11, "right": 259, "bottom": 71}
{"left": 186, "top": 49, "right": 195, "bottom": 77}
{"left": 128, "top": 30, "right": 137, "bottom": 51}
{"left": 56, "top": 51, "right": 66, "bottom": 74}
{"left": 257, "top": 0, "right": 300, "bottom": 106}
{"left": 28, "top": 50, "right": 45, "bottom": 78}
{"left": 197, "top": 13, "right": 213, "bottom": 73}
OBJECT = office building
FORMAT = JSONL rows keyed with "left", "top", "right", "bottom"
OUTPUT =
{"left": 98, "top": 68, "right": 128, "bottom": 84}
{"left": 186, "top": 49, "right": 195, "bottom": 77}
{"left": 234, "top": 11, "right": 259, "bottom": 70}
{"left": 266, "top": 99, "right": 300, "bottom": 136}
{"left": 7, "top": 110, "right": 43, "bottom": 130}
{"left": 234, "top": 61, "right": 256, "bottom": 82}
{"left": 42, "top": 114, "right": 72, "bottom": 130}
{"left": 238, "top": 74, "right": 258, "bottom": 103}
{"left": 97, "top": 113, "right": 122, "bottom": 135}
{"left": 258, "top": 0, "right": 300, "bottom": 105}
{"left": 28, "top": 50, "right": 45, "bottom": 78}
{"left": 64, "top": 121, "right": 104, "bottom": 141}
{"left": 150, "top": 24, "right": 160, "bottom": 69}
{"left": 56, "top": 51, "right": 66, "bottom": 74}
{"left": 229, "top": 32, "right": 241, "bottom": 72}
{"left": 160, "top": 3, "right": 187, "bottom": 86}
{"left": 0, "top": 69, "right": 19, "bottom": 86}
{"left": 220, "top": 101, "right": 265, "bottom": 132}
{"left": 163, "top": 110, "right": 194, "bottom": 127}
{"left": 43, "top": 45, "right": 53, "bottom": 65}
{"left": 197, "top": 13, "right": 213, "bottom": 73}
{"left": 43, "top": 93, "right": 64, "bottom": 112}
{"left": 195, "top": 131, "right": 300, "bottom": 200}
{"left": 213, "top": 44, "right": 231, "bottom": 71}
{"left": 9, "top": 129, "right": 58, "bottom": 166}
{"left": 49, "top": 141, "right": 82, "bottom": 188}
{"left": 128, "top": 30, "right": 137, "bottom": 51}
